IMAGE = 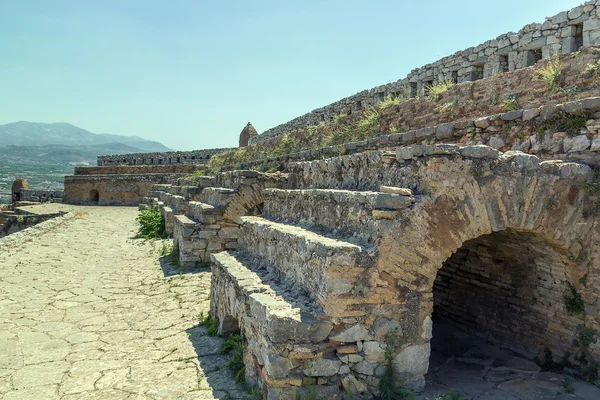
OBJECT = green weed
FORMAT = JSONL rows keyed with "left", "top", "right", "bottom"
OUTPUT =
{"left": 199, "top": 312, "right": 220, "bottom": 336}
{"left": 536, "top": 111, "right": 588, "bottom": 134}
{"left": 564, "top": 282, "right": 585, "bottom": 314}
{"left": 426, "top": 79, "right": 456, "bottom": 102}
{"left": 136, "top": 206, "right": 167, "bottom": 239}
{"left": 379, "top": 95, "right": 400, "bottom": 111}
{"left": 562, "top": 375, "right": 575, "bottom": 393}
{"left": 502, "top": 94, "right": 521, "bottom": 111}
{"left": 222, "top": 333, "right": 246, "bottom": 385}
{"left": 535, "top": 57, "right": 563, "bottom": 91}
{"left": 585, "top": 58, "right": 600, "bottom": 79}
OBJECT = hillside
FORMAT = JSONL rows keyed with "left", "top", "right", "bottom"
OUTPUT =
{"left": 0, "top": 121, "right": 171, "bottom": 152}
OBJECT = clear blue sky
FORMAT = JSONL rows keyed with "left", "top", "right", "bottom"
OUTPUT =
{"left": 0, "top": 0, "right": 583, "bottom": 151}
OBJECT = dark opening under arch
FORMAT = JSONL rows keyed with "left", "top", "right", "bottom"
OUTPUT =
{"left": 428, "top": 229, "right": 582, "bottom": 385}
{"left": 90, "top": 189, "right": 99, "bottom": 203}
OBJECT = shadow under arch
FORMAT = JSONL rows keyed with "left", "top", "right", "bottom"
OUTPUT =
{"left": 372, "top": 155, "right": 598, "bottom": 389}
{"left": 89, "top": 189, "right": 99, "bottom": 203}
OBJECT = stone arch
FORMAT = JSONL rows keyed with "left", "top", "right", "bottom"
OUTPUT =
{"left": 89, "top": 189, "right": 100, "bottom": 203}
{"left": 373, "top": 154, "right": 598, "bottom": 389}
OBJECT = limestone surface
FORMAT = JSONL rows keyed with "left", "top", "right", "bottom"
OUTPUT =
{"left": 0, "top": 206, "right": 243, "bottom": 399}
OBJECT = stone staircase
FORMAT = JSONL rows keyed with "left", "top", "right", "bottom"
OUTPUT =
{"left": 210, "top": 180, "right": 421, "bottom": 398}
{"left": 206, "top": 143, "right": 598, "bottom": 399}
{"left": 140, "top": 171, "right": 287, "bottom": 268}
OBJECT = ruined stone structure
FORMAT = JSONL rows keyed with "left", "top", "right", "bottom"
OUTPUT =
{"left": 239, "top": 122, "right": 258, "bottom": 147}
{"left": 79, "top": 3, "right": 600, "bottom": 398}
{"left": 97, "top": 147, "right": 230, "bottom": 166}
{"left": 20, "top": 189, "right": 64, "bottom": 203}
{"left": 64, "top": 162, "right": 213, "bottom": 206}
{"left": 145, "top": 138, "right": 599, "bottom": 398}
{"left": 11, "top": 178, "right": 29, "bottom": 202}
{"left": 251, "top": 1, "right": 600, "bottom": 144}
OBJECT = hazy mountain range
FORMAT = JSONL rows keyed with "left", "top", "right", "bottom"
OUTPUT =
{"left": 0, "top": 121, "right": 171, "bottom": 163}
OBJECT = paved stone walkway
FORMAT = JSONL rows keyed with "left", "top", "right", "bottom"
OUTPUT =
{"left": 0, "top": 207, "right": 245, "bottom": 400}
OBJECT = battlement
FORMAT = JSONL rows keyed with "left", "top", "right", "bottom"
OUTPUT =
{"left": 97, "top": 148, "right": 231, "bottom": 166}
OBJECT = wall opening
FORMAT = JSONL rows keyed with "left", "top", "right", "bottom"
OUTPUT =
{"left": 474, "top": 64, "right": 484, "bottom": 81}
{"left": 409, "top": 82, "right": 418, "bottom": 98}
{"left": 499, "top": 54, "right": 509, "bottom": 73}
{"left": 451, "top": 71, "right": 459, "bottom": 84}
{"left": 575, "top": 24, "right": 584, "bottom": 49}
{"left": 525, "top": 49, "right": 543, "bottom": 67}
{"left": 89, "top": 189, "right": 99, "bottom": 203}
{"left": 429, "top": 229, "right": 580, "bottom": 379}
{"left": 356, "top": 100, "right": 363, "bottom": 110}
{"left": 423, "top": 79, "right": 434, "bottom": 96}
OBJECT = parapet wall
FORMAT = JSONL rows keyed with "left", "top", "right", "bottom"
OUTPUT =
{"left": 97, "top": 148, "right": 230, "bottom": 166}
{"left": 20, "top": 189, "right": 64, "bottom": 203}
{"left": 64, "top": 174, "right": 183, "bottom": 206}
{"left": 74, "top": 164, "right": 205, "bottom": 175}
{"left": 251, "top": 1, "right": 600, "bottom": 144}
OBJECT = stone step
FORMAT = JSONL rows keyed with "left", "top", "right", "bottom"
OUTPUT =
{"left": 146, "top": 190, "right": 163, "bottom": 199}
{"left": 173, "top": 214, "right": 208, "bottom": 266}
{"left": 158, "top": 192, "right": 188, "bottom": 214}
{"left": 160, "top": 206, "right": 175, "bottom": 235}
{"left": 167, "top": 185, "right": 183, "bottom": 196}
{"left": 150, "top": 184, "right": 171, "bottom": 193}
{"left": 238, "top": 216, "right": 364, "bottom": 307}
{"left": 200, "top": 187, "right": 237, "bottom": 208}
{"left": 141, "top": 196, "right": 159, "bottom": 206}
{"left": 180, "top": 185, "right": 203, "bottom": 201}
{"left": 176, "top": 175, "right": 216, "bottom": 187}
{"left": 185, "top": 201, "right": 219, "bottom": 224}
{"left": 211, "top": 251, "right": 332, "bottom": 343}
{"left": 263, "top": 188, "right": 415, "bottom": 238}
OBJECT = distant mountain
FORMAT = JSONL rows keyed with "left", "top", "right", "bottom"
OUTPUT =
{"left": 0, "top": 121, "right": 172, "bottom": 152}
{"left": 0, "top": 143, "right": 145, "bottom": 164}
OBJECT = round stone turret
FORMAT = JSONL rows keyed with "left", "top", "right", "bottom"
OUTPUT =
{"left": 11, "top": 178, "right": 29, "bottom": 203}
{"left": 239, "top": 122, "right": 258, "bottom": 147}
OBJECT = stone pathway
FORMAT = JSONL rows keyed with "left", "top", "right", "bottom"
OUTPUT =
{"left": 420, "top": 322, "right": 600, "bottom": 400}
{"left": 0, "top": 206, "right": 245, "bottom": 400}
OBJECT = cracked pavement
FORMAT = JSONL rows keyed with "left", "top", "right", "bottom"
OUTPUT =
{"left": 0, "top": 206, "right": 245, "bottom": 400}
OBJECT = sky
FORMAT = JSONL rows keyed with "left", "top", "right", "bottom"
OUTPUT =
{"left": 0, "top": 0, "right": 584, "bottom": 151}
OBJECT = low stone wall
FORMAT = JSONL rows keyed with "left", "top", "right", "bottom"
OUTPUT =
{"left": 20, "top": 189, "right": 64, "bottom": 203}
{"left": 74, "top": 164, "right": 205, "bottom": 175}
{"left": 97, "top": 148, "right": 230, "bottom": 166}
{"left": 64, "top": 174, "right": 183, "bottom": 206}
{"left": 251, "top": 1, "right": 600, "bottom": 144}
{"left": 0, "top": 212, "right": 66, "bottom": 238}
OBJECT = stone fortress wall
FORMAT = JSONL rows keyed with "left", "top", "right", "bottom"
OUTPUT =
{"left": 97, "top": 148, "right": 230, "bottom": 166}
{"left": 20, "top": 189, "right": 64, "bottom": 203}
{"left": 251, "top": 1, "right": 600, "bottom": 144}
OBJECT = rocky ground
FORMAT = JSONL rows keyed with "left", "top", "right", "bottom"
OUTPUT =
{"left": 422, "top": 322, "right": 600, "bottom": 400}
{"left": 0, "top": 206, "right": 245, "bottom": 400}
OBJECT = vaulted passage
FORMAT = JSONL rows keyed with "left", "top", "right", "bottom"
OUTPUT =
{"left": 431, "top": 229, "right": 580, "bottom": 361}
